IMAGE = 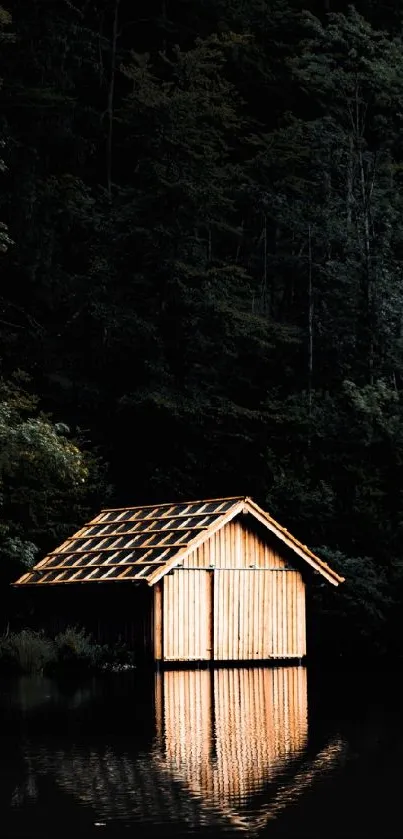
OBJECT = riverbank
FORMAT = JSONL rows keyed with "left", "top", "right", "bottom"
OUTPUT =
{"left": 0, "top": 627, "right": 135, "bottom": 675}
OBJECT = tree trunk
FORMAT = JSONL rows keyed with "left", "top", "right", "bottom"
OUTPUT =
{"left": 346, "top": 134, "right": 354, "bottom": 235}
{"left": 106, "top": 0, "right": 120, "bottom": 200}
{"left": 98, "top": 12, "right": 105, "bottom": 87}
{"left": 308, "top": 224, "right": 313, "bottom": 422}
{"left": 262, "top": 212, "right": 268, "bottom": 313}
{"left": 353, "top": 79, "right": 374, "bottom": 384}
{"left": 235, "top": 219, "right": 243, "bottom": 264}
{"left": 358, "top": 146, "right": 374, "bottom": 384}
{"left": 208, "top": 225, "right": 212, "bottom": 262}
{"left": 161, "top": 0, "right": 167, "bottom": 51}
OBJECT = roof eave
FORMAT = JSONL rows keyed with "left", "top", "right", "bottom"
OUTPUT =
{"left": 12, "top": 494, "right": 344, "bottom": 589}
{"left": 243, "top": 498, "right": 344, "bottom": 586}
{"left": 12, "top": 577, "right": 148, "bottom": 587}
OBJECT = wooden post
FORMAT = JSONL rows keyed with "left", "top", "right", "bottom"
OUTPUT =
{"left": 154, "top": 580, "right": 163, "bottom": 662}
{"left": 207, "top": 570, "right": 214, "bottom": 662}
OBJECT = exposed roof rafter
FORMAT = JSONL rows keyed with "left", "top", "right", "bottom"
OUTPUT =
{"left": 13, "top": 496, "right": 344, "bottom": 588}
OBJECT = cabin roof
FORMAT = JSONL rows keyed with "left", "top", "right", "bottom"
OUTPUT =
{"left": 14, "top": 496, "right": 344, "bottom": 588}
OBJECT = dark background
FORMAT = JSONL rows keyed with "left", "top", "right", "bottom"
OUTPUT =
{"left": 1, "top": 0, "right": 403, "bottom": 659}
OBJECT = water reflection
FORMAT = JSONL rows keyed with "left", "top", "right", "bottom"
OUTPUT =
{"left": 1, "top": 675, "right": 100, "bottom": 714}
{"left": 156, "top": 669, "right": 307, "bottom": 804}
{"left": 153, "top": 667, "right": 346, "bottom": 832}
{"left": 7, "top": 667, "right": 347, "bottom": 834}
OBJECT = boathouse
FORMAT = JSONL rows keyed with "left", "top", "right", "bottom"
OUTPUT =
{"left": 14, "top": 496, "right": 343, "bottom": 663}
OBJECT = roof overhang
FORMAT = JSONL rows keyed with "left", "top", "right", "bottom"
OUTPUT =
{"left": 147, "top": 497, "right": 344, "bottom": 587}
{"left": 12, "top": 495, "right": 344, "bottom": 589}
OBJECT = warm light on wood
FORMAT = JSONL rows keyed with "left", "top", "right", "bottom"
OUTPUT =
{"left": 157, "top": 519, "right": 308, "bottom": 662}
{"left": 154, "top": 666, "right": 309, "bottom": 828}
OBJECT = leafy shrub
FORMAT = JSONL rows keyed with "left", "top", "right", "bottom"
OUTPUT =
{"left": 0, "top": 629, "right": 56, "bottom": 674}
{"left": 52, "top": 626, "right": 103, "bottom": 673}
{"left": 0, "top": 626, "right": 136, "bottom": 675}
{"left": 100, "top": 640, "right": 136, "bottom": 671}
{"left": 310, "top": 548, "right": 393, "bottom": 659}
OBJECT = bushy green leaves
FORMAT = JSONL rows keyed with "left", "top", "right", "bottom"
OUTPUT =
{"left": 0, "top": 376, "right": 90, "bottom": 575}
{"left": 309, "top": 546, "right": 396, "bottom": 658}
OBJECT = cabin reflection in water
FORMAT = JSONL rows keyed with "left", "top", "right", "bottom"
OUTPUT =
{"left": 154, "top": 667, "right": 308, "bottom": 809}
{"left": 20, "top": 667, "right": 347, "bottom": 831}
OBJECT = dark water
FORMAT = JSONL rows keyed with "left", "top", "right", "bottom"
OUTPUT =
{"left": 0, "top": 665, "right": 401, "bottom": 838}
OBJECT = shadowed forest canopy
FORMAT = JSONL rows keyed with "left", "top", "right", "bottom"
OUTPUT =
{"left": 2, "top": 0, "right": 403, "bottom": 657}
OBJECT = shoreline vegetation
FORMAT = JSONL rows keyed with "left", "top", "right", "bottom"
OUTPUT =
{"left": 0, "top": 627, "right": 136, "bottom": 675}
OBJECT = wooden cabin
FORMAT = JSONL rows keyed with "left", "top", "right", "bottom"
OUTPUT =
{"left": 14, "top": 496, "right": 343, "bottom": 663}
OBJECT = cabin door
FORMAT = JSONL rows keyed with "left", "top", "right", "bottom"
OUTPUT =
{"left": 213, "top": 569, "right": 272, "bottom": 660}
{"left": 163, "top": 569, "right": 213, "bottom": 661}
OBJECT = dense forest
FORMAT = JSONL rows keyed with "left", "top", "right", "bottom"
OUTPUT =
{"left": 1, "top": 0, "right": 403, "bottom": 659}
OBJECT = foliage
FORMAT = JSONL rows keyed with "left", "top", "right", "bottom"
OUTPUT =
{"left": 52, "top": 626, "right": 103, "bottom": 673}
{"left": 0, "top": 626, "right": 133, "bottom": 674}
{"left": 309, "top": 548, "right": 394, "bottom": 658}
{"left": 0, "top": 629, "right": 56, "bottom": 674}
{"left": 0, "top": 375, "right": 94, "bottom": 579}
{"left": 2, "top": 0, "right": 403, "bottom": 656}
{"left": 99, "top": 640, "right": 136, "bottom": 671}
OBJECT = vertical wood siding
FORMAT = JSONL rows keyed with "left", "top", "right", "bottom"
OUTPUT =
{"left": 163, "top": 570, "right": 211, "bottom": 661}
{"left": 185, "top": 520, "right": 293, "bottom": 570}
{"left": 158, "top": 517, "right": 307, "bottom": 661}
{"left": 212, "top": 569, "right": 305, "bottom": 659}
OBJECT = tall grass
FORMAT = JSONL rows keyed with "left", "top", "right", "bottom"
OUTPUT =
{"left": 0, "top": 629, "right": 56, "bottom": 674}
{"left": 0, "top": 627, "right": 132, "bottom": 675}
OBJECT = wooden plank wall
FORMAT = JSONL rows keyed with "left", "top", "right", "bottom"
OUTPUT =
{"left": 156, "top": 517, "right": 306, "bottom": 662}
{"left": 213, "top": 569, "right": 305, "bottom": 660}
{"left": 156, "top": 667, "right": 308, "bottom": 820}
{"left": 184, "top": 520, "right": 290, "bottom": 569}
{"left": 162, "top": 570, "right": 211, "bottom": 661}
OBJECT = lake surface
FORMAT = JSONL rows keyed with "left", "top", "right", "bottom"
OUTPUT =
{"left": 0, "top": 664, "right": 402, "bottom": 837}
